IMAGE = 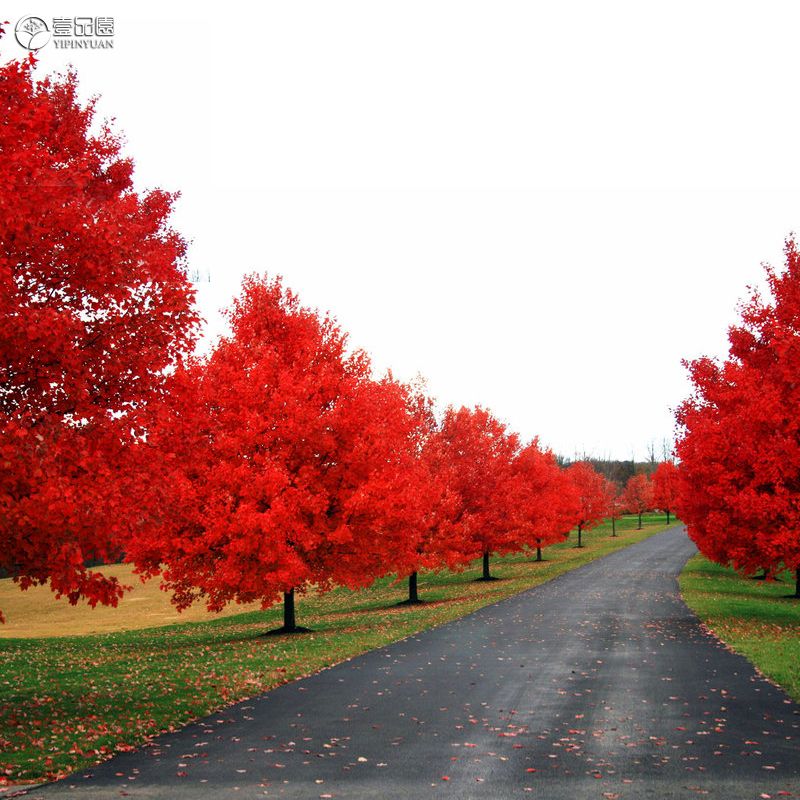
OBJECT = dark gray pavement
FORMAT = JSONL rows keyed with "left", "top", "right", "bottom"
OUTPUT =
{"left": 20, "top": 526, "right": 800, "bottom": 798}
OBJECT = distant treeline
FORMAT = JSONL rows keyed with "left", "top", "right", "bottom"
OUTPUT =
{"left": 558, "top": 457, "right": 660, "bottom": 486}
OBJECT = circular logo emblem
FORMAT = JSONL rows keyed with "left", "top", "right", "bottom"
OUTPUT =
{"left": 15, "top": 16, "right": 51, "bottom": 50}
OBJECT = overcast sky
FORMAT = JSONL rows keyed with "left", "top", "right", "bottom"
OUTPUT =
{"left": 4, "top": 2, "right": 800, "bottom": 460}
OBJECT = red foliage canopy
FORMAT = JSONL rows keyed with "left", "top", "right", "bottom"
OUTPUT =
{"left": 622, "top": 474, "right": 654, "bottom": 528}
{"left": 676, "top": 238, "right": 800, "bottom": 587}
{"left": 602, "top": 478, "right": 626, "bottom": 536}
{"left": 652, "top": 461, "right": 679, "bottom": 518}
{"left": 509, "top": 442, "right": 579, "bottom": 551}
{"left": 129, "top": 276, "right": 426, "bottom": 620}
{"left": 567, "top": 461, "right": 608, "bottom": 544}
{"left": 604, "top": 479, "right": 624, "bottom": 518}
{"left": 435, "top": 406, "right": 521, "bottom": 578}
{"left": 399, "top": 392, "right": 466, "bottom": 575}
{"left": 0, "top": 47, "right": 199, "bottom": 620}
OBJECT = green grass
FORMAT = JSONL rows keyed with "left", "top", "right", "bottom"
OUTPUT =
{"left": 680, "top": 555, "right": 800, "bottom": 704}
{"left": 0, "top": 514, "right": 675, "bottom": 785}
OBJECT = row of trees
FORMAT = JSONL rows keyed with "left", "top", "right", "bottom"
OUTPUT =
{"left": 0, "top": 36, "right": 677, "bottom": 630}
{"left": 113, "top": 275, "right": 676, "bottom": 632}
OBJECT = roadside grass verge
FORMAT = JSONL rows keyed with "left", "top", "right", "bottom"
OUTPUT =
{"left": 0, "top": 514, "right": 675, "bottom": 785}
{"left": 680, "top": 555, "right": 800, "bottom": 703}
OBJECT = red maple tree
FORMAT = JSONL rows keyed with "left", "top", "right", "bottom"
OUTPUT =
{"left": 508, "top": 442, "right": 579, "bottom": 560}
{"left": 676, "top": 238, "right": 800, "bottom": 595}
{"left": 0, "top": 42, "right": 199, "bottom": 621}
{"left": 604, "top": 479, "right": 625, "bottom": 536}
{"left": 129, "top": 275, "right": 426, "bottom": 631}
{"left": 652, "top": 461, "right": 680, "bottom": 525}
{"left": 391, "top": 390, "right": 466, "bottom": 604}
{"left": 622, "top": 474, "right": 654, "bottom": 530}
{"left": 567, "top": 461, "right": 609, "bottom": 547}
{"left": 435, "top": 406, "right": 521, "bottom": 580}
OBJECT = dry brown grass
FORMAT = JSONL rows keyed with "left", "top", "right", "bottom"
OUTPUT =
{"left": 0, "top": 564, "right": 265, "bottom": 638}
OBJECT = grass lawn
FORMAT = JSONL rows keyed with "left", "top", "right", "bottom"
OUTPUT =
{"left": 0, "top": 514, "right": 675, "bottom": 785}
{"left": 680, "top": 555, "right": 800, "bottom": 704}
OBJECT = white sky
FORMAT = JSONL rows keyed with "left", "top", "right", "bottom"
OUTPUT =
{"left": 4, "top": 2, "right": 800, "bottom": 460}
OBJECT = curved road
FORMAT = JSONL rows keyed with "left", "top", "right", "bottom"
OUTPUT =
{"left": 22, "top": 526, "right": 800, "bottom": 799}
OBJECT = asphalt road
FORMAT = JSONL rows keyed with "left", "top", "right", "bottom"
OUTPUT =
{"left": 19, "top": 525, "right": 800, "bottom": 799}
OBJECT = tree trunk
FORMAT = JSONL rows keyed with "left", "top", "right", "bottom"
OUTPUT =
{"left": 397, "top": 571, "right": 424, "bottom": 605}
{"left": 637, "top": 511, "right": 643, "bottom": 530}
{"left": 666, "top": 509, "right": 671, "bottom": 525}
{"left": 611, "top": 517, "right": 617, "bottom": 537}
{"left": 795, "top": 567, "right": 800, "bottom": 598}
{"left": 536, "top": 543, "right": 542, "bottom": 561}
{"left": 284, "top": 588, "right": 296, "bottom": 631}
{"left": 577, "top": 523, "right": 584, "bottom": 548}
{"left": 409, "top": 570, "right": 419, "bottom": 603}
{"left": 262, "top": 588, "right": 312, "bottom": 635}
{"left": 476, "top": 550, "right": 497, "bottom": 581}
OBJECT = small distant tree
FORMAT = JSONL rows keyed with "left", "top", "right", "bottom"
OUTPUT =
{"left": 623, "top": 473, "right": 654, "bottom": 530}
{"left": 604, "top": 479, "right": 624, "bottom": 536}
{"left": 567, "top": 461, "right": 609, "bottom": 547}
{"left": 652, "top": 461, "right": 680, "bottom": 525}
